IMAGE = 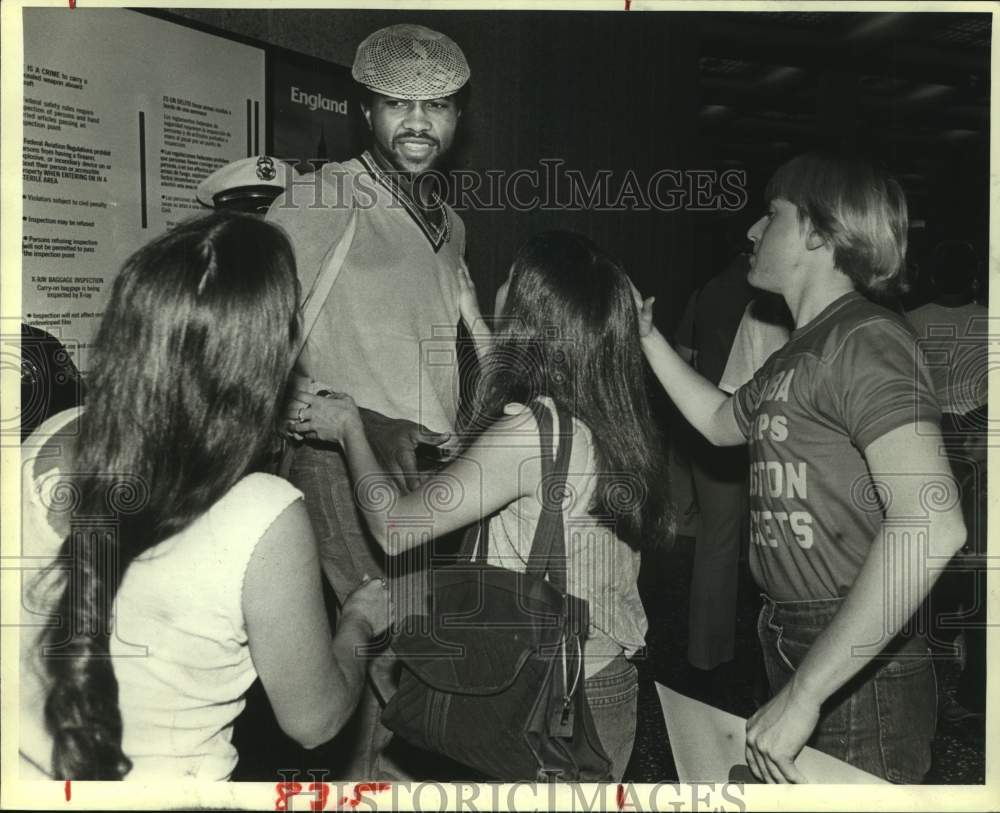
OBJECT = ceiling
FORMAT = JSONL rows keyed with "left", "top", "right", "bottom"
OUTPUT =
{"left": 694, "top": 11, "right": 990, "bottom": 235}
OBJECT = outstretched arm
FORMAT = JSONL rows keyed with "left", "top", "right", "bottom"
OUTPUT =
{"left": 633, "top": 291, "right": 745, "bottom": 447}
{"left": 744, "top": 422, "right": 965, "bottom": 783}
{"left": 293, "top": 392, "right": 543, "bottom": 554}
{"left": 286, "top": 375, "right": 451, "bottom": 492}
{"left": 243, "top": 500, "right": 393, "bottom": 749}
{"left": 357, "top": 407, "right": 451, "bottom": 492}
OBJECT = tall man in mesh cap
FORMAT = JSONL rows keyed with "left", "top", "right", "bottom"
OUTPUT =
{"left": 266, "top": 23, "right": 471, "bottom": 778}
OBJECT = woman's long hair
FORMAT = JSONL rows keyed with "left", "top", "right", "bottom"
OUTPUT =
{"left": 463, "top": 231, "right": 672, "bottom": 549}
{"left": 41, "top": 212, "right": 300, "bottom": 779}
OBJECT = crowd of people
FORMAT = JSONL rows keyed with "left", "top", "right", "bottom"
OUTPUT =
{"left": 19, "top": 22, "right": 984, "bottom": 786}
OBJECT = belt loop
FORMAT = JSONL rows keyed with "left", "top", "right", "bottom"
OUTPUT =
{"left": 759, "top": 592, "right": 773, "bottom": 624}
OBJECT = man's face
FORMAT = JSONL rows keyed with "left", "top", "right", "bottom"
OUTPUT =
{"left": 746, "top": 198, "right": 814, "bottom": 295}
{"left": 363, "top": 93, "right": 461, "bottom": 174}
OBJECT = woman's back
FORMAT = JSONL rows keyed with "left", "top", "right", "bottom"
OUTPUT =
{"left": 111, "top": 471, "right": 301, "bottom": 780}
{"left": 24, "top": 212, "right": 391, "bottom": 783}
{"left": 485, "top": 399, "right": 647, "bottom": 677}
{"left": 20, "top": 409, "right": 302, "bottom": 781}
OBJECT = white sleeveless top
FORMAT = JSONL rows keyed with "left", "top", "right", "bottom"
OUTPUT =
{"left": 19, "top": 409, "right": 303, "bottom": 781}
{"left": 486, "top": 400, "right": 648, "bottom": 677}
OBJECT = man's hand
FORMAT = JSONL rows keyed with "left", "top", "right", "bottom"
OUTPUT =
{"left": 456, "top": 259, "right": 482, "bottom": 331}
{"left": 745, "top": 675, "right": 819, "bottom": 783}
{"left": 288, "top": 390, "right": 363, "bottom": 446}
{"left": 281, "top": 373, "right": 317, "bottom": 441}
{"left": 456, "top": 259, "right": 492, "bottom": 359}
{"left": 360, "top": 409, "right": 451, "bottom": 493}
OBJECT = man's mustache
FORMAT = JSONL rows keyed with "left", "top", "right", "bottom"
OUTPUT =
{"left": 394, "top": 132, "right": 439, "bottom": 147}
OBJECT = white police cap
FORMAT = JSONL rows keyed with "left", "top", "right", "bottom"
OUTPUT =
{"left": 196, "top": 155, "right": 290, "bottom": 212}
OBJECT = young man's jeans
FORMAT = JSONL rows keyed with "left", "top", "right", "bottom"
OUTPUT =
{"left": 584, "top": 654, "right": 639, "bottom": 782}
{"left": 757, "top": 595, "right": 937, "bottom": 784}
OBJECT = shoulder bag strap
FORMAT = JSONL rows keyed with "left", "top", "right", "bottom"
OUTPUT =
{"left": 524, "top": 400, "right": 573, "bottom": 592}
{"left": 277, "top": 193, "right": 357, "bottom": 478}
{"left": 458, "top": 515, "right": 490, "bottom": 563}
{"left": 295, "top": 196, "right": 358, "bottom": 357}
{"left": 456, "top": 401, "right": 571, "bottom": 568}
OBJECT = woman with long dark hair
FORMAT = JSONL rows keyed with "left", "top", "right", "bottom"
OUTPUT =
{"left": 289, "top": 231, "right": 672, "bottom": 779}
{"left": 19, "top": 212, "right": 390, "bottom": 781}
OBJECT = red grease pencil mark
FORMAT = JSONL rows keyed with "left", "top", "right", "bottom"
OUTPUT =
{"left": 308, "top": 783, "right": 330, "bottom": 811}
{"left": 624, "top": 0, "right": 631, "bottom": 9}
{"left": 274, "top": 782, "right": 303, "bottom": 811}
{"left": 339, "top": 783, "right": 391, "bottom": 808}
{"left": 616, "top": 783, "right": 632, "bottom": 810}
{"left": 64, "top": 780, "right": 72, "bottom": 801}
{"left": 68, "top": 0, "right": 76, "bottom": 8}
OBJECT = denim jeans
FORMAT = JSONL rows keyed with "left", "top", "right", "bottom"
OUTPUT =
{"left": 290, "top": 441, "right": 386, "bottom": 601}
{"left": 584, "top": 655, "right": 639, "bottom": 781}
{"left": 290, "top": 440, "right": 433, "bottom": 624}
{"left": 757, "top": 595, "right": 937, "bottom": 784}
{"left": 289, "top": 441, "right": 429, "bottom": 779}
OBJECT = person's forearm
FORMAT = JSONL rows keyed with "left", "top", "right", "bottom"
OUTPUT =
{"left": 308, "top": 612, "right": 375, "bottom": 748}
{"left": 641, "top": 326, "right": 733, "bottom": 444}
{"left": 786, "top": 516, "right": 965, "bottom": 706}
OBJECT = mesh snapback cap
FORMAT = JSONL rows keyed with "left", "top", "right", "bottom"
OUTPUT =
{"left": 352, "top": 24, "right": 470, "bottom": 101}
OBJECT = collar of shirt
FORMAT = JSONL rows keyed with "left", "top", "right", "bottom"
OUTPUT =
{"left": 362, "top": 149, "right": 446, "bottom": 232}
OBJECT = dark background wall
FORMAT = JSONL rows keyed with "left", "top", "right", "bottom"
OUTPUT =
{"left": 167, "top": 8, "right": 703, "bottom": 330}
{"left": 167, "top": 8, "right": 990, "bottom": 326}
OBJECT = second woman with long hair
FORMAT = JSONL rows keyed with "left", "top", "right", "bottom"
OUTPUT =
{"left": 20, "top": 212, "right": 391, "bottom": 781}
{"left": 288, "top": 231, "right": 671, "bottom": 779}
